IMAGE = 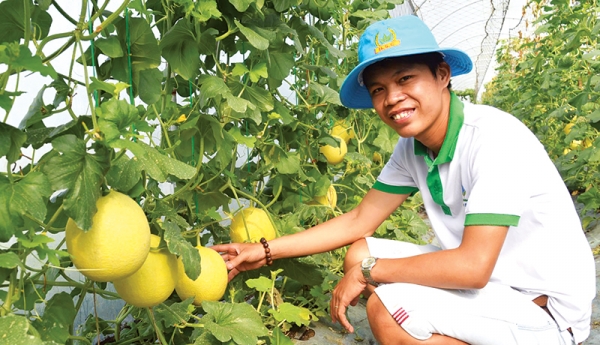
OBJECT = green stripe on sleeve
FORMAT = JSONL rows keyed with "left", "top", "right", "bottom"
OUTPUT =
{"left": 464, "top": 213, "right": 520, "bottom": 227}
{"left": 372, "top": 181, "right": 419, "bottom": 195}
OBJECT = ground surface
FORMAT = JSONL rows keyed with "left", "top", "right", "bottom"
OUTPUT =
{"left": 292, "top": 221, "right": 600, "bottom": 345}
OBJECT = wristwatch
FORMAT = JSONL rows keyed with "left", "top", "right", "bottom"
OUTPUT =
{"left": 361, "top": 257, "right": 379, "bottom": 286}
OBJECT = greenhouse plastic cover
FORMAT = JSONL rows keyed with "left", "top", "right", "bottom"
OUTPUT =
{"left": 391, "top": 0, "right": 528, "bottom": 96}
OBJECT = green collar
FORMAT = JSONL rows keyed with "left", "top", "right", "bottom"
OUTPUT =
{"left": 414, "top": 92, "right": 464, "bottom": 165}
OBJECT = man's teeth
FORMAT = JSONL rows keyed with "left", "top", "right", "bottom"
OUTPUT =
{"left": 391, "top": 111, "right": 411, "bottom": 120}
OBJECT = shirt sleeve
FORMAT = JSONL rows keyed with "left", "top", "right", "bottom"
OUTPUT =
{"left": 464, "top": 115, "right": 540, "bottom": 227}
{"left": 373, "top": 138, "right": 419, "bottom": 195}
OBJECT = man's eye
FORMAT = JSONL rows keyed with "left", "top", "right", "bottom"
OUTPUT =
{"left": 370, "top": 87, "right": 383, "bottom": 95}
{"left": 399, "top": 75, "right": 412, "bottom": 82}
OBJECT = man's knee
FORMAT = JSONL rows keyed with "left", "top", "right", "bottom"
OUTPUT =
{"left": 344, "top": 238, "right": 370, "bottom": 273}
{"left": 366, "top": 294, "right": 421, "bottom": 345}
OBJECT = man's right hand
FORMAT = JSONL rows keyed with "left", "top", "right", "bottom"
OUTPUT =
{"left": 210, "top": 242, "right": 269, "bottom": 281}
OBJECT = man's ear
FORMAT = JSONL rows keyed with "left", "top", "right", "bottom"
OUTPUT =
{"left": 437, "top": 62, "right": 451, "bottom": 87}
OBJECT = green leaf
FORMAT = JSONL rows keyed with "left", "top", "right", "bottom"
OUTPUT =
{"left": 577, "top": 186, "right": 600, "bottom": 211}
{"left": 89, "top": 77, "right": 129, "bottom": 98}
{"left": 18, "top": 234, "right": 54, "bottom": 248}
{"left": 268, "top": 50, "right": 295, "bottom": 82}
{"left": 138, "top": 68, "right": 163, "bottom": 104}
{"left": 106, "top": 153, "right": 142, "bottom": 192}
{"left": 31, "top": 6, "right": 52, "bottom": 40}
{"left": 190, "top": 0, "right": 222, "bottom": 22}
{"left": 96, "top": 98, "right": 139, "bottom": 142}
{"left": 229, "top": 0, "right": 254, "bottom": 12}
{"left": 249, "top": 62, "right": 268, "bottom": 82}
{"left": 95, "top": 36, "right": 124, "bottom": 58}
{"left": 273, "top": 101, "right": 295, "bottom": 125}
{"left": 198, "top": 28, "right": 218, "bottom": 55}
{"left": 241, "top": 84, "right": 274, "bottom": 112}
{"left": 224, "top": 94, "right": 256, "bottom": 114}
{"left": 586, "top": 109, "right": 600, "bottom": 123}
{"left": 18, "top": 84, "right": 48, "bottom": 129}
{"left": 198, "top": 75, "right": 231, "bottom": 106}
{"left": 0, "top": 172, "right": 52, "bottom": 242}
{"left": 274, "top": 151, "right": 301, "bottom": 175}
{"left": 270, "top": 258, "right": 323, "bottom": 285}
{"left": 0, "top": 45, "right": 57, "bottom": 78}
{"left": 111, "top": 139, "right": 196, "bottom": 182}
{"left": 235, "top": 20, "right": 269, "bottom": 50}
{"left": 0, "top": 0, "right": 27, "bottom": 43}
{"left": 245, "top": 276, "right": 273, "bottom": 292}
{"left": 232, "top": 63, "right": 249, "bottom": 77}
{"left": 373, "top": 124, "right": 398, "bottom": 154}
{"left": 568, "top": 92, "right": 590, "bottom": 109}
{"left": 112, "top": 17, "right": 161, "bottom": 91}
{"left": 35, "top": 292, "right": 77, "bottom": 344}
{"left": 192, "top": 191, "right": 231, "bottom": 214}
{"left": 116, "top": 17, "right": 160, "bottom": 70}
{"left": 202, "top": 301, "right": 269, "bottom": 345}
{"left": 269, "top": 302, "right": 317, "bottom": 327}
{"left": 0, "top": 315, "right": 48, "bottom": 345}
{"left": 305, "top": 24, "right": 343, "bottom": 58}
{"left": 0, "top": 122, "right": 27, "bottom": 164}
{"left": 161, "top": 220, "right": 201, "bottom": 280}
{"left": 152, "top": 202, "right": 191, "bottom": 229}
{"left": 309, "top": 83, "right": 341, "bottom": 105}
{"left": 271, "top": 0, "right": 295, "bottom": 11}
{"left": 0, "top": 252, "right": 22, "bottom": 269}
{"left": 160, "top": 19, "right": 199, "bottom": 80}
{"left": 41, "top": 135, "right": 108, "bottom": 231}
{"left": 0, "top": 93, "right": 13, "bottom": 113}
{"left": 153, "top": 297, "right": 195, "bottom": 328}
{"left": 269, "top": 327, "right": 295, "bottom": 345}
{"left": 228, "top": 127, "right": 257, "bottom": 148}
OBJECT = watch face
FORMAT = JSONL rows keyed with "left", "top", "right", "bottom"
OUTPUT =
{"left": 362, "top": 257, "right": 376, "bottom": 268}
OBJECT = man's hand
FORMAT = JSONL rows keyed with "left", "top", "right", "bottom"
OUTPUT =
{"left": 330, "top": 263, "right": 368, "bottom": 333}
{"left": 210, "top": 242, "right": 268, "bottom": 281}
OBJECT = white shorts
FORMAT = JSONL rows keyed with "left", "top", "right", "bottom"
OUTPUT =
{"left": 365, "top": 237, "right": 575, "bottom": 345}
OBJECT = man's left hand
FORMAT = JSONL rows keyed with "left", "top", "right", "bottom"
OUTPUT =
{"left": 330, "top": 263, "right": 369, "bottom": 333}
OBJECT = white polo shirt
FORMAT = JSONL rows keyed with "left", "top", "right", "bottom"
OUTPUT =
{"left": 373, "top": 93, "right": 596, "bottom": 343}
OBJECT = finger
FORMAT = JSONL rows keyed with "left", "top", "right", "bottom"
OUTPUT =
{"left": 225, "top": 247, "right": 255, "bottom": 270}
{"left": 228, "top": 267, "right": 240, "bottom": 281}
{"left": 337, "top": 306, "right": 354, "bottom": 333}
{"left": 350, "top": 296, "right": 360, "bottom": 307}
{"left": 209, "top": 244, "right": 229, "bottom": 253}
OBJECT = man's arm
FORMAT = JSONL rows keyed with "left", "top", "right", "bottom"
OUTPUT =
{"left": 369, "top": 225, "right": 509, "bottom": 289}
{"left": 211, "top": 188, "right": 410, "bottom": 279}
{"left": 269, "top": 188, "right": 410, "bottom": 259}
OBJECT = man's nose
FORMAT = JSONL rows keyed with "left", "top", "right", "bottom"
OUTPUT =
{"left": 385, "top": 88, "right": 406, "bottom": 107}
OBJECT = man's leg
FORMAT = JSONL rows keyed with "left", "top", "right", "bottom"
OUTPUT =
{"left": 367, "top": 293, "right": 468, "bottom": 345}
{"left": 347, "top": 238, "right": 565, "bottom": 345}
{"left": 344, "top": 239, "right": 467, "bottom": 344}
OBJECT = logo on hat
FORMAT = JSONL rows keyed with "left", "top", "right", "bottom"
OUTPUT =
{"left": 374, "top": 28, "right": 400, "bottom": 54}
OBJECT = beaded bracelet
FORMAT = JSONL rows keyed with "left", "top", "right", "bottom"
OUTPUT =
{"left": 259, "top": 237, "right": 273, "bottom": 266}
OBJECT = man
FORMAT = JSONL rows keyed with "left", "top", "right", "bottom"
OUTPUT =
{"left": 211, "top": 15, "right": 595, "bottom": 344}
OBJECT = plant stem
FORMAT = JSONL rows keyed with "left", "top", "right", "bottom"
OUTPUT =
{"left": 0, "top": 270, "right": 17, "bottom": 316}
{"left": 67, "top": 336, "right": 92, "bottom": 345}
{"left": 75, "top": 36, "right": 99, "bottom": 134}
{"left": 147, "top": 308, "right": 168, "bottom": 345}
{"left": 52, "top": 1, "right": 79, "bottom": 25}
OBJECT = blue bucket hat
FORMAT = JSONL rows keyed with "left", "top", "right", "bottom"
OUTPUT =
{"left": 339, "top": 15, "right": 473, "bottom": 109}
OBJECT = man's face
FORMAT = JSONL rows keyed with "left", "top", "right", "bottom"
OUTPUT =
{"left": 363, "top": 59, "right": 450, "bottom": 141}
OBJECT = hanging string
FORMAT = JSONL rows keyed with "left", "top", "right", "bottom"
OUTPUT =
{"left": 87, "top": 3, "right": 98, "bottom": 108}
{"left": 125, "top": 8, "right": 134, "bottom": 105}
{"left": 325, "top": 50, "right": 333, "bottom": 129}
{"left": 242, "top": 43, "right": 251, "bottom": 194}
{"left": 189, "top": 79, "right": 200, "bottom": 221}
{"left": 125, "top": 8, "right": 137, "bottom": 140}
